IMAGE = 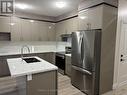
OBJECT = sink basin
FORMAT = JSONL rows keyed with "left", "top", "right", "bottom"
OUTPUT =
{"left": 23, "top": 57, "right": 41, "bottom": 63}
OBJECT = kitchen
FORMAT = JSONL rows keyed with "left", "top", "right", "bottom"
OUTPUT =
{"left": 0, "top": 0, "right": 127, "bottom": 95}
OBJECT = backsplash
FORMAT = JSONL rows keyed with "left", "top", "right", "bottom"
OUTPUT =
{"left": 0, "top": 41, "right": 71, "bottom": 56}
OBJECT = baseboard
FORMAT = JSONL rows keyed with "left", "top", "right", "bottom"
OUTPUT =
{"left": 113, "top": 83, "right": 118, "bottom": 89}
{"left": 113, "top": 80, "right": 127, "bottom": 90}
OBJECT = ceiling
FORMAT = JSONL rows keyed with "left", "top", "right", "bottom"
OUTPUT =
{"left": 15, "top": 0, "right": 84, "bottom": 17}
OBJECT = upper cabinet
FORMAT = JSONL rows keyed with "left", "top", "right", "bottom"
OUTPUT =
{"left": 38, "top": 21, "right": 56, "bottom": 41}
{"left": 78, "top": 5, "right": 103, "bottom": 30}
{"left": 47, "top": 23, "right": 56, "bottom": 41}
{"left": 65, "top": 17, "right": 78, "bottom": 34}
{"left": 10, "top": 17, "right": 56, "bottom": 41}
{"left": 0, "top": 16, "right": 11, "bottom": 33}
{"left": 55, "top": 17, "right": 78, "bottom": 41}
{"left": 21, "top": 19, "right": 32, "bottom": 41}
{"left": 56, "top": 21, "right": 67, "bottom": 41}
{"left": 21, "top": 19, "right": 56, "bottom": 41}
{"left": 30, "top": 21, "right": 40, "bottom": 41}
{"left": 11, "top": 17, "right": 22, "bottom": 41}
{"left": 38, "top": 21, "right": 49, "bottom": 41}
{"left": 78, "top": 0, "right": 118, "bottom": 31}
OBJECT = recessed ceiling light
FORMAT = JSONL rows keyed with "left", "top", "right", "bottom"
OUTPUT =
{"left": 10, "top": 23, "right": 15, "bottom": 26}
{"left": 52, "top": 23, "right": 56, "bottom": 25}
{"left": 55, "top": 1, "right": 66, "bottom": 8}
{"left": 49, "top": 26, "right": 52, "bottom": 29}
{"left": 79, "top": 16, "right": 87, "bottom": 20}
{"left": 30, "top": 20, "right": 34, "bottom": 22}
{"left": 15, "top": 3, "right": 29, "bottom": 10}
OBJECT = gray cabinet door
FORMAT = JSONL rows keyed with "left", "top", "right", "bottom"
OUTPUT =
{"left": 27, "top": 71, "right": 57, "bottom": 95}
{"left": 37, "top": 52, "right": 55, "bottom": 64}
{"left": 0, "top": 57, "right": 10, "bottom": 77}
{"left": 0, "top": 55, "right": 21, "bottom": 77}
{"left": 65, "top": 56, "right": 71, "bottom": 77}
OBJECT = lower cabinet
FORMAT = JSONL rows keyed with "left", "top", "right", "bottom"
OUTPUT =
{"left": 65, "top": 56, "right": 71, "bottom": 77}
{"left": 36, "top": 52, "right": 55, "bottom": 65}
{"left": 16, "top": 71, "right": 57, "bottom": 95}
{"left": 0, "top": 55, "right": 21, "bottom": 77}
{"left": 27, "top": 71, "right": 57, "bottom": 95}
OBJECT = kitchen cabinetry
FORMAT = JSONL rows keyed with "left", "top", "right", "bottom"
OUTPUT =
{"left": 47, "top": 23, "right": 56, "bottom": 41}
{"left": 56, "top": 21, "right": 67, "bottom": 41}
{"left": 21, "top": 19, "right": 56, "bottom": 41}
{"left": 21, "top": 19, "right": 32, "bottom": 41}
{"left": 0, "top": 56, "right": 10, "bottom": 77}
{"left": 67, "top": 18, "right": 78, "bottom": 34}
{"left": 21, "top": 19, "right": 40, "bottom": 41}
{"left": 0, "top": 16, "right": 56, "bottom": 41}
{"left": 38, "top": 21, "right": 48, "bottom": 41}
{"left": 36, "top": 52, "right": 55, "bottom": 65}
{"left": 15, "top": 70, "right": 57, "bottom": 95}
{"left": 65, "top": 55, "right": 71, "bottom": 77}
{"left": 27, "top": 71, "right": 57, "bottom": 95}
{"left": 11, "top": 17, "right": 22, "bottom": 41}
{"left": 56, "top": 17, "right": 78, "bottom": 41}
{"left": 78, "top": 5, "right": 103, "bottom": 30}
{"left": 31, "top": 21, "right": 40, "bottom": 41}
{"left": 38, "top": 21, "right": 56, "bottom": 41}
{"left": 0, "top": 16, "right": 11, "bottom": 33}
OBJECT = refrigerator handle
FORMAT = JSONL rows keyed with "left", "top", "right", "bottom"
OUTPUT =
{"left": 72, "top": 66, "right": 92, "bottom": 75}
{"left": 80, "top": 34, "right": 84, "bottom": 64}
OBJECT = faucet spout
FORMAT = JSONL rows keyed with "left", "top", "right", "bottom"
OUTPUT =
{"left": 21, "top": 45, "right": 31, "bottom": 60}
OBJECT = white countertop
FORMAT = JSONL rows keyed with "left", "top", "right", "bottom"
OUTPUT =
{"left": 65, "top": 54, "right": 71, "bottom": 57}
{"left": 7, "top": 56, "right": 58, "bottom": 78}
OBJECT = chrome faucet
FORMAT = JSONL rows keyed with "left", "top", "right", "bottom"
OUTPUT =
{"left": 21, "top": 45, "right": 31, "bottom": 60}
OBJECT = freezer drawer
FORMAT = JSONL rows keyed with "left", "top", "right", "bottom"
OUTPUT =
{"left": 71, "top": 66, "right": 94, "bottom": 95}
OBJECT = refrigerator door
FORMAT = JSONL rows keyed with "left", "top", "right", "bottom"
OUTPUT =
{"left": 72, "top": 31, "right": 96, "bottom": 71}
{"left": 71, "top": 66, "right": 94, "bottom": 95}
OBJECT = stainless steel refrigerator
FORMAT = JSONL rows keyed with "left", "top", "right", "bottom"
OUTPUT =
{"left": 71, "top": 29, "right": 102, "bottom": 95}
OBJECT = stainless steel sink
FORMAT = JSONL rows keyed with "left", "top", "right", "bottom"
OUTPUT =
{"left": 23, "top": 57, "right": 41, "bottom": 63}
